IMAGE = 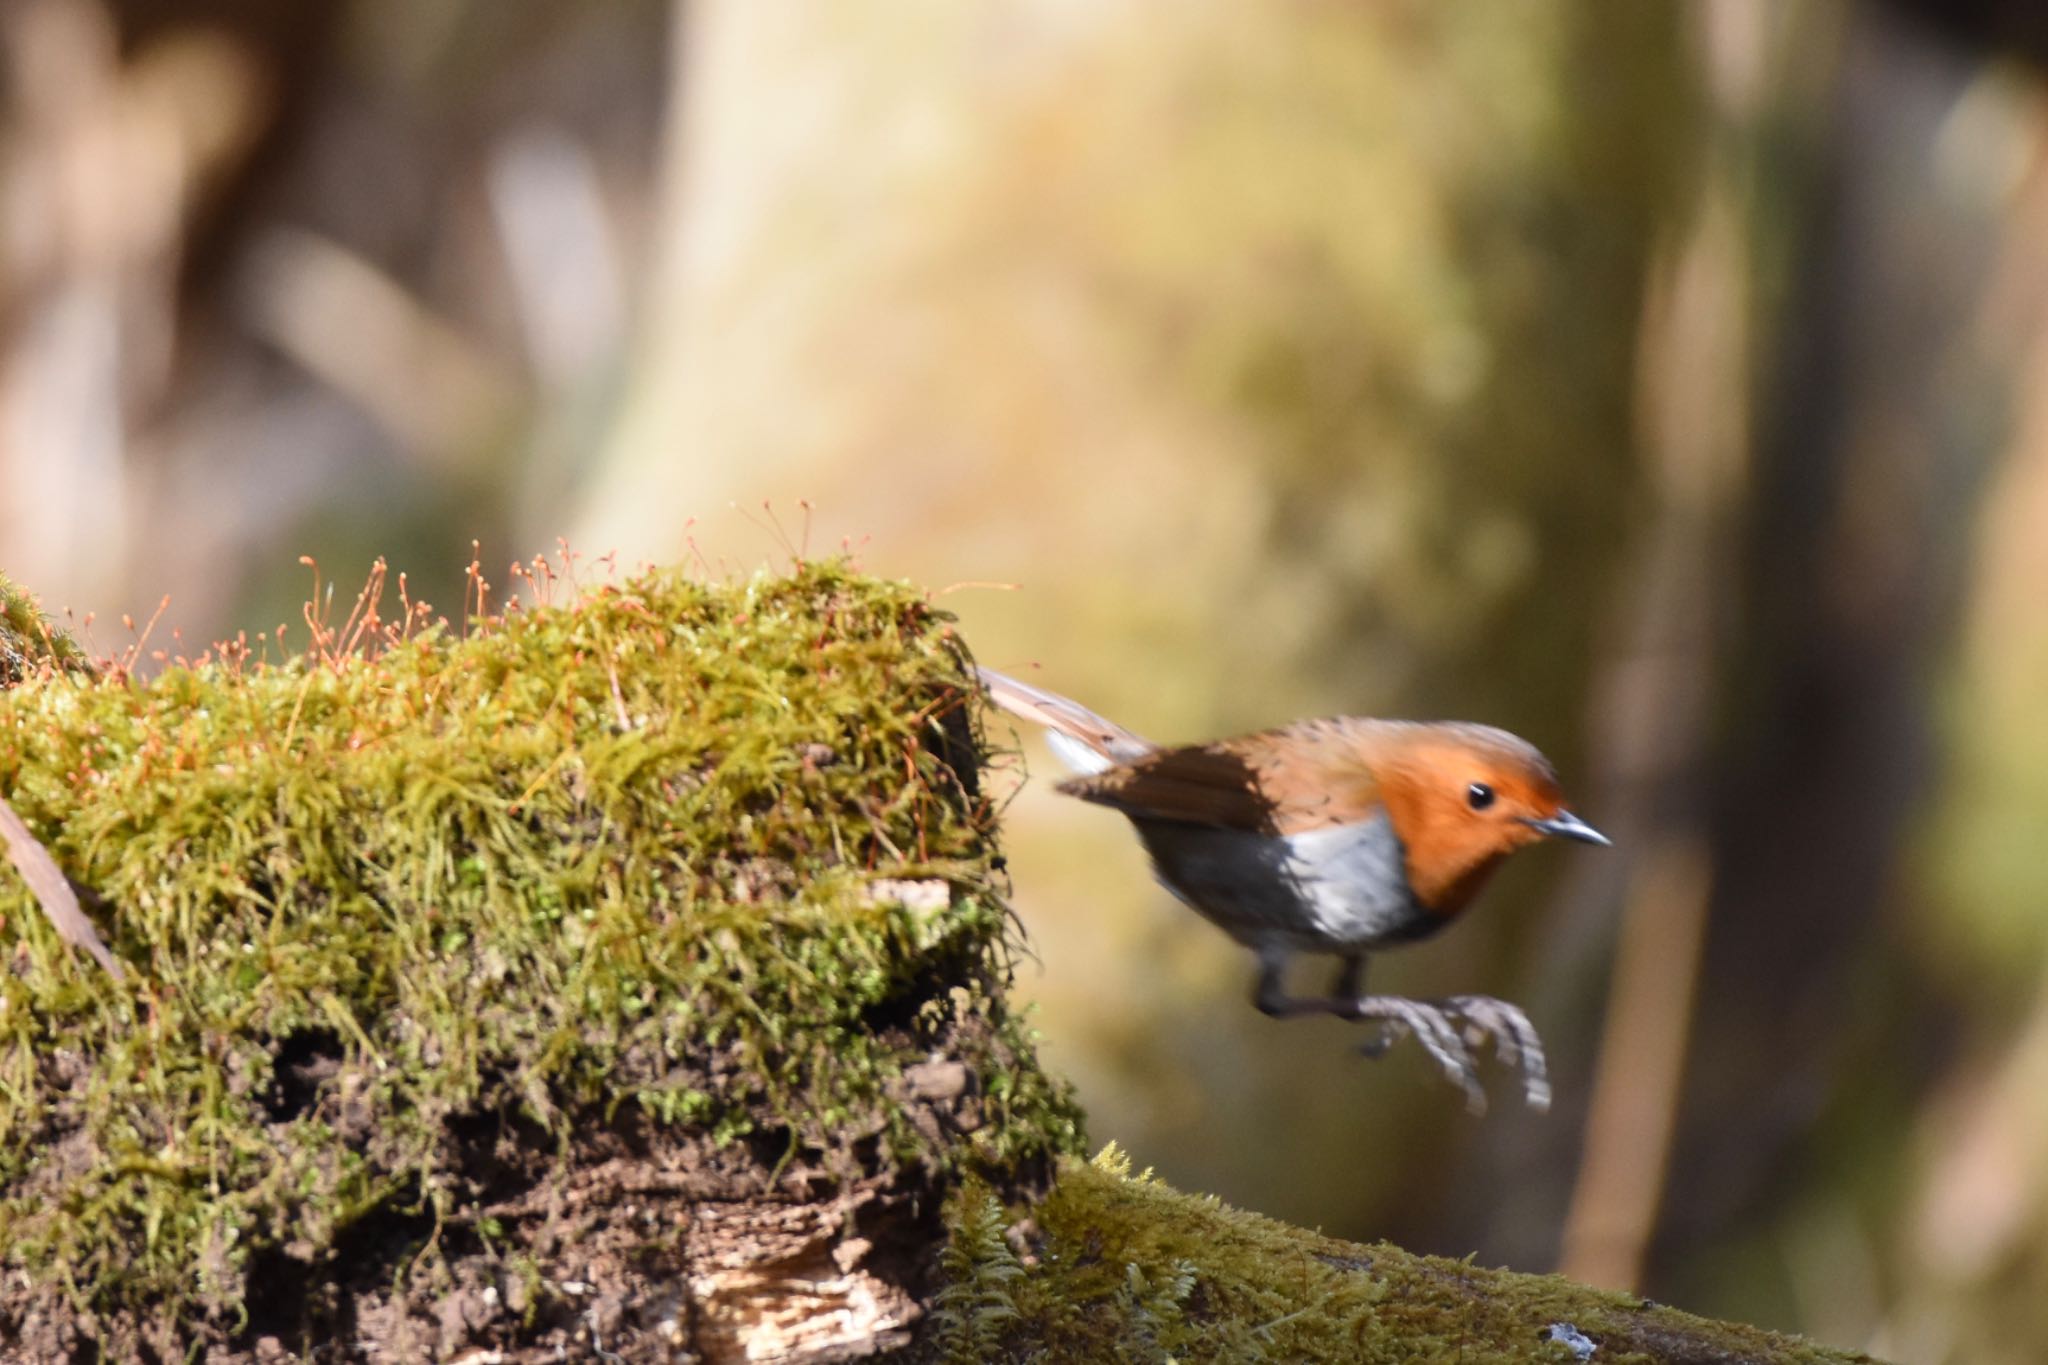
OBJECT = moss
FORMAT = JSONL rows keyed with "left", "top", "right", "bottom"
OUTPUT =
{"left": 0, "top": 574, "right": 91, "bottom": 688}
{"left": 929, "top": 1145, "right": 1885, "bottom": 1364}
{"left": 0, "top": 559, "right": 1082, "bottom": 1337}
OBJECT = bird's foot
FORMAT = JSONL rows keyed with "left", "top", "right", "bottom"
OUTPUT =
{"left": 1440, "top": 994, "right": 1550, "bottom": 1113}
{"left": 1345, "top": 997, "right": 1486, "bottom": 1112}
{"left": 1350, "top": 994, "right": 1550, "bottom": 1114}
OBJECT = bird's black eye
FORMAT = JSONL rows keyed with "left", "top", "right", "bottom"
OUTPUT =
{"left": 1466, "top": 782, "right": 1496, "bottom": 811}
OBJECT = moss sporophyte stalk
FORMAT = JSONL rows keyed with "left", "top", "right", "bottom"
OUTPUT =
{"left": 0, "top": 561, "right": 1082, "bottom": 1339}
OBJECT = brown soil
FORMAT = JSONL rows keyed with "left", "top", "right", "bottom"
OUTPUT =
{"left": 0, "top": 1024, "right": 1008, "bottom": 1363}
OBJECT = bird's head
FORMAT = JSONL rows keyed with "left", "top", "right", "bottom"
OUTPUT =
{"left": 1371, "top": 723, "right": 1607, "bottom": 917}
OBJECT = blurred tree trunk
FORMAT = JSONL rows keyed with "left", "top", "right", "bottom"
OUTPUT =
{"left": 1655, "top": 0, "right": 2005, "bottom": 1306}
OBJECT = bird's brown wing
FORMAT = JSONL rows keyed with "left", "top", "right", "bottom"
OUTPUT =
{"left": 0, "top": 796, "right": 123, "bottom": 978}
{"left": 1056, "top": 717, "right": 1387, "bottom": 836}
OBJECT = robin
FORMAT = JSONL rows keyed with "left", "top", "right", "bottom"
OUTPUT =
{"left": 980, "top": 667, "right": 1606, "bottom": 1111}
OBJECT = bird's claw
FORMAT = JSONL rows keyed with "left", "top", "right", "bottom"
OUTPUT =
{"left": 1350, "top": 994, "right": 1549, "bottom": 1114}
{"left": 1441, "top": 994, "right": 1551, "bottom": 1113}
{"left": 1348, "top": 997, "right": 1485, "bottom": 1111}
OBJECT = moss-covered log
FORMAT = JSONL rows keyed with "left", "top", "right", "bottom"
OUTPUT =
{"left": 0, "top": 562, "right": 1079, "bottom": 1360}
{"left": 0, "top": 562, "right": 1878, "bottom": 1362}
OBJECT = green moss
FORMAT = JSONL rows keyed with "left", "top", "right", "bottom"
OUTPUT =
{"left": 932, "top": 1145, "right": 1884, "bottom": 1364}
{"left": 0, "top": 573, "right": 90, "bottom": 687}
{"left": 0, "top": 560, "right": 1082, "bottom": 1331}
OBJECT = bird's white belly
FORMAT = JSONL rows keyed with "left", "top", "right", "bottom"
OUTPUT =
{"left": 1132, "top": 813, "right": 1430, "bottom": 952}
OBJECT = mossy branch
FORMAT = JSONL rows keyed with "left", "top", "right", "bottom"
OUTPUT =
{"left": 930, "top": 1145, "right": 1885, "bottom": 1364}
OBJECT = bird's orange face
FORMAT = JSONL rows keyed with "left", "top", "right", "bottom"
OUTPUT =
{"left": 1373, "top": 726, "right": 1606, "bottom": 917}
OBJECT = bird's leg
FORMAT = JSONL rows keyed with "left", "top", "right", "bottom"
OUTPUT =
{"left": 1252, "top": 948, "right": 1380, "bottom": 1018}
{"left": 1322, "top": 954, "right": 1396, "bottom": 1058}
{"left": 1249, "top": 946, "right": 1317, "bottom": 1017}
{"left": 1327, "top": 953, "right": 1389, "bottom": 1053}
{"left": 1325, "top": 956, "right": 1443, "bottom": 1063}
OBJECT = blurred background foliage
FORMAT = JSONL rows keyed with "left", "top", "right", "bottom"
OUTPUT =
{"left": 5, "top": 0, "right": 2048, "bottom": 1358}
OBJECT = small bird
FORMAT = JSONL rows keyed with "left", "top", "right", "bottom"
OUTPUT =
{"left": 978, "top": 667, "right": 1607, "bottom": 1111}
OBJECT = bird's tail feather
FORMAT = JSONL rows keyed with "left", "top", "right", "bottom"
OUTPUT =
{"left": 974, "top": 667, "right": 1155, "bottom": 774}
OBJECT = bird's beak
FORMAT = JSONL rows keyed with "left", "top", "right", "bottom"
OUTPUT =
{"left": 1526, "top": 810, "right": 1611, "bottom": 846}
